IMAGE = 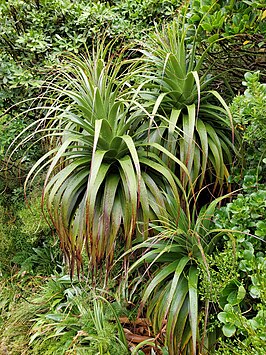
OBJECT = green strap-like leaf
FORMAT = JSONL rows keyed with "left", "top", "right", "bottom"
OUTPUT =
{"left": 120, "top": 135, "right": 141, "bottom": 202}
{"left": 164, "top": 256, "right": 190, "bottom": 319}
{"left": 174, "top": 296, "right": 189, "bottom": 352}
{"left": 141, "top": 170, "right": 166, "bottom": 217}
{"left": 182, "top": 105, "right": 196, "bottom": 186}
{"left": 138, "top": 175, "right": 151, "bottom": 238}
{"left": 167, "top": 108, "right": 181, "bottom": 158}
{"left": 100, "top": 174, "right": 120, "bottom": 259}
{"left": 142, "top": 260, "right": 179, "bottom": 306}
{"left": 196, "top": 119, "right": 208, "bottom": 189}
{"left": 43, "top": 139, "right": 73, "bottom": 189}
{"left": 209, "top": 90, "right": 234, "bottom": 142}
{"left": 167, "top": 275, "right": 189, "bottom": 355}
{"left": 118, "top": 155, "right": 138, "bottom": 248}
{"left": 148, "top": 142, "right": 189, "bottom": 182}
{"left": 188, "top": 266, "right": 199, "bottom": 355}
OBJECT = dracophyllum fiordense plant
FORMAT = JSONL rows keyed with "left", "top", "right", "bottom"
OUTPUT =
{"left": 20, "top": 41, "right": 188, "bottom": 278}
{"left": 136, "top": 20, "right": 236, "bottom": 196}
{"left": 127, "top": 192, "right": 235, "bottom": 355}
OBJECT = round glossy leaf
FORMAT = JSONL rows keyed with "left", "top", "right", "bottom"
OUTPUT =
{"left": 222, "top": 324, "right": 236, "bottom": 337}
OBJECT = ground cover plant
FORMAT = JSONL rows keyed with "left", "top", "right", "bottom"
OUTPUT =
{"left": 1, "top": 1, "right": 266, "bottom": 354}
{"left": 0, "top": 187, "right": 61, "bottom": 275}
{"left": 1, "top": 272, "right": 129, "bottom": 354}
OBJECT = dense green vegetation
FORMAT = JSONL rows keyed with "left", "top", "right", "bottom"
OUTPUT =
{"left": 0, "top": 0, "right": 265, "bottom": 354}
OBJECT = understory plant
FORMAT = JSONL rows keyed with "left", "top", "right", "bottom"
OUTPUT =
{"left": 0, "top": 187, "right": 60, "bottom": 275}
{"left": 186, "top": 0, "right": 266, "bottom": 92}
{"left": 29, "top": 276, "right": 128, "bottom": 355}
{"left": 231, "top": 71, "right": 266, "bottom": 177}
{"left": 1, "top": 272, "right": 128, "bottom": 355}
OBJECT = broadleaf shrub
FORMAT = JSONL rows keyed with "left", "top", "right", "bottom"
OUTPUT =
{"left": 186, "top": 1, "right": 266, "bottom": 93}
{"left": 229, "top": 72, "right": 266, "bottom": 190}
{"left": 199, "top": 186, "right": 266, "bottom": 353}
{"left": 231, "top": 71, "right": 266, "bottom": 150}
{"left": 200, "top": 71, "right": 266, "bottom": 354}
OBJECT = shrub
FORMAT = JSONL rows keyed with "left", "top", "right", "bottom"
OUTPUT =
{"left": 186, "top": 0, "right": 266, "bottom": 91}
{"left": 232, "top": 71, "right": 266, "bottom": 138}
{"left": 198, "top": 70, "right": 266, "bottom": 353}
{"left": 198, "top": 179, "right": 266, "bottom": 353}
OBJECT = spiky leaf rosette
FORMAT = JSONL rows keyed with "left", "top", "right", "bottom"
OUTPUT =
{"left": 138, "top": 20, "right": 236, "bottom": 196}
{"left": 24, "top": 44, "right": 184, "bottom": 277}
{"left": 128, "top": 193, "right": 230, "bottom": 355}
